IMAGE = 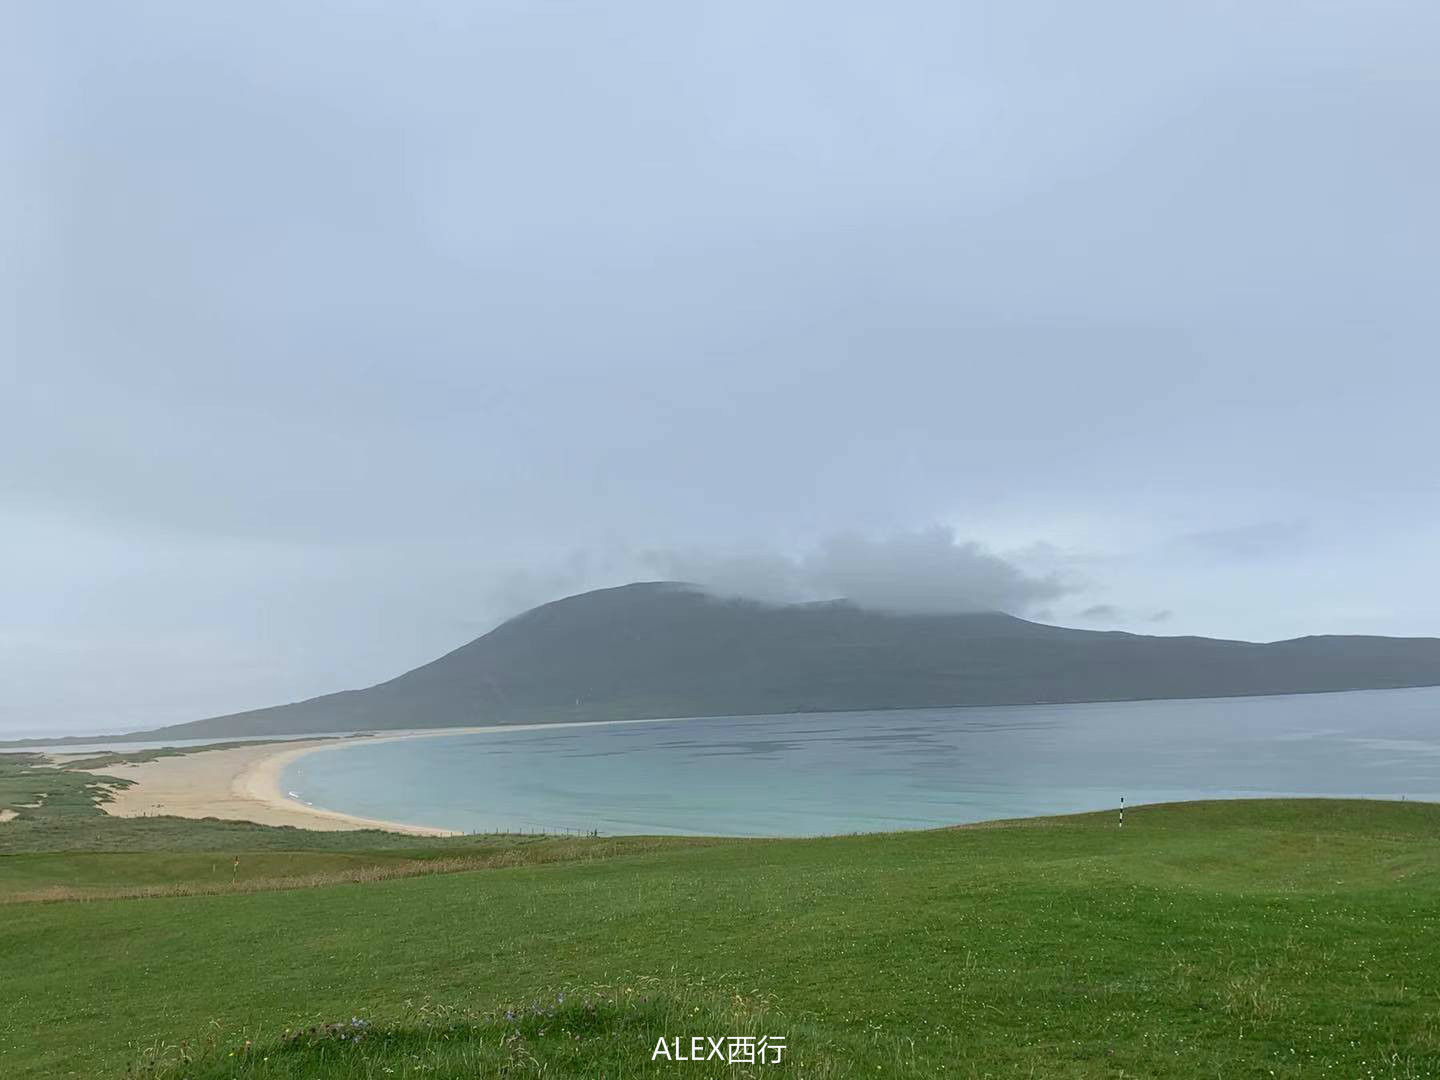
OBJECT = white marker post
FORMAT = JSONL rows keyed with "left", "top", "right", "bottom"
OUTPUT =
{"left": 1119, "top": 796, "right": 1124, "bottom": 829}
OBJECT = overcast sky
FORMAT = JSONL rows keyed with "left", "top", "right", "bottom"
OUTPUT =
{"left": 4, "top": 2, "right": 1438, "bottom": 736}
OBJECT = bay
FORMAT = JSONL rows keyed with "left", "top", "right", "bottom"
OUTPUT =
{"left": 282, "top": 685, "right": 1440, "bottom": 836}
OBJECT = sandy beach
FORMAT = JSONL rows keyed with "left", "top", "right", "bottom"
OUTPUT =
{"left": 77, "top": 716, "right": 690, "bottom": 836}
{"left": 79, "top": 736, "right": 461, "bottom": 836}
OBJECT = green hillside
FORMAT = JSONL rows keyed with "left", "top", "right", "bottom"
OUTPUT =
{"left": 4, "top": 763, "right": 1439, "bottom": 1078}
{"left": 90, "top": 582, "right": 1440, "bottom": 742}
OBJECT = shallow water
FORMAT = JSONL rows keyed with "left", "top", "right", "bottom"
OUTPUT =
{"left": 283, "top": 685, "right": 1440, "bottom": 836}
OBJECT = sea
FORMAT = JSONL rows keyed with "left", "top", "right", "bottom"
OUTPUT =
{"left": 279, "top": 685, "right": 1440, "bottom": 836}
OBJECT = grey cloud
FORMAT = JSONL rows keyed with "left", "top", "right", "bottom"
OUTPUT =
{"left": 1061, "top": 605, "right": 1175, "bottom": 628}
{"left": 1175, "top": 522, "right": 1312, "bottom": 562}
{"left": 804, "top": 531, "right": 1072, "bottom": 614}
{"left": 646, "top": 528, "right": 1073, "bottom": 615}
{"left": 4, "top": 1, "right": 1439, "bottom": 732}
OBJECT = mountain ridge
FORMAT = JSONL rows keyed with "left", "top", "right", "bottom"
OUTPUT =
{"left": 11, "top": 581, "right": 1440, "bottom": 745}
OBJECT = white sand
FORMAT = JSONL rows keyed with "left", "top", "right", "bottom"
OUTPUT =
{"left": 80, "top": 716, "right": 688, "bottom": 835}
{"left": 81, "top": 737, "right": 457, "bottom": 835}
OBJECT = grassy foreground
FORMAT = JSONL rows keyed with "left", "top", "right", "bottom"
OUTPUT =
{"left": 4, "top": 759, "right": 1440, "bottom": 1078}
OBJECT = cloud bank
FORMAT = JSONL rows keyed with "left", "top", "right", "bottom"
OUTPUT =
{"left": 6, "top": 1, "right": 1438, "bottom": 733}
{"left": 643, "top": 528, "right": 1071, "bottom": 615}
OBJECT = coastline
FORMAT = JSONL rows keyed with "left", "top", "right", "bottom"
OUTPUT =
{"left": 78, "top": 737, "right": 457, "bottom": 836}
{"left": 79, "top": 716, "right": 691, "bottom": 836}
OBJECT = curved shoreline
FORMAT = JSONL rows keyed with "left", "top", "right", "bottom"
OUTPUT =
{"left": 232, "top": 738, "right": 459, "bottom": 836}
{"left": 84, "top": 716, "right": 692, "bottom": 836}
{"left": 78, "top": 736, "right": 455, "bottom": 835}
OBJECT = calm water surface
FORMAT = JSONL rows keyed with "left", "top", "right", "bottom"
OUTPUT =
{"left": 283, "top": 686, "right": 1440, "bottom": 836}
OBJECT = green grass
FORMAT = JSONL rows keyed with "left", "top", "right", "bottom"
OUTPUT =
{"left": 5, "top": 793, "right": 1440, "bottom": 1078}
{"left": 0, "top": 850, "right": 412, "bottom": 893}
{"left": 0, "top": 837, "right": 719, "bottom": 902}
{"left": 0, "top": 752, "right": 130, "bottom": 827}
{"left": 1, "top": 752, "right": 711, "bottom": 900}
{"left": 45, "top": 742, "right": 307, "bottom": 770}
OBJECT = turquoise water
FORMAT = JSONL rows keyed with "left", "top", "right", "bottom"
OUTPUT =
{"left": 282, "top": 686, "right": 1440, "bottom": 836}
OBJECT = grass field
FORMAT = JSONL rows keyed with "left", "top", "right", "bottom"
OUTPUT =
{"left": 4, "top": 754, "right": 1440, "bottom": 1078}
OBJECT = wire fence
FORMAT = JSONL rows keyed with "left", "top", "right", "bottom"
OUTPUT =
{"left": 463, "top": 821, "right": 606, "bottom": 838}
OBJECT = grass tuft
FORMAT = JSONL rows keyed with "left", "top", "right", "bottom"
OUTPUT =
{"left": 128, "top": 981, "right": 884, "bottom": 1079}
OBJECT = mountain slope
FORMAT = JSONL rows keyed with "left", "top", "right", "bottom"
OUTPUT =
{"left": 134, "top": 582, "right": 1440, "bottom": 740}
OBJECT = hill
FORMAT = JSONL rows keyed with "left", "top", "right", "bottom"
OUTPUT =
{"left": 114, "top": 581, "right": 1440, "bottom": 741}
{"left": 4, "top": 790, "right": 1440, "bottom": 1077}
